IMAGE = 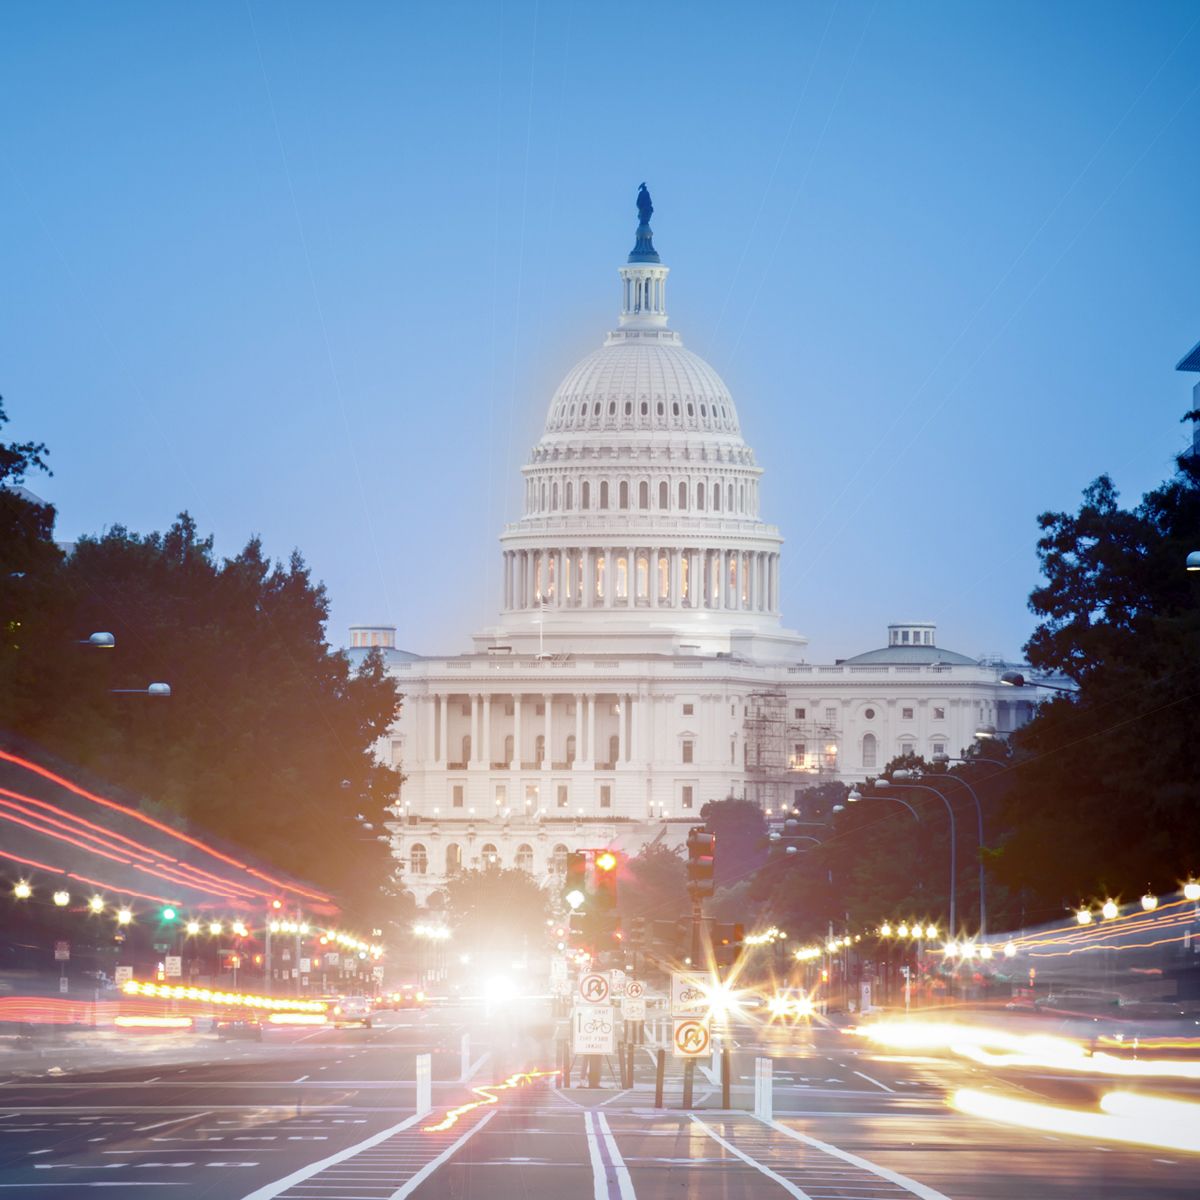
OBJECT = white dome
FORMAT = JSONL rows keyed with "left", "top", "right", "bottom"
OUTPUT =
{"left": 544, "top": 331, "right": 741, "bottom": 437}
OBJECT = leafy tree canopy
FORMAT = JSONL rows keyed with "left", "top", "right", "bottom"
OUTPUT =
{"left": 699, "top": 796, "right": 767, "bottom": 889}
{"left": 442, "top": 867, "right": 549, "bottom": 952}
{"left": 618, "top": 842, "right": 688, "bottom": 921}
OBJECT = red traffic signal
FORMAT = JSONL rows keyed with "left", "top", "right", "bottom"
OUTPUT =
{"left": 686, "top": 826, "right": 716, "bottom": 897}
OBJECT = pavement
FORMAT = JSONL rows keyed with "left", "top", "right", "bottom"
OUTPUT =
{"left": 0, "top": 1001, "right": 1196, "bottom": 1197}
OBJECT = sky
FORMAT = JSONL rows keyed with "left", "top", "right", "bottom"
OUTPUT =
{"left": 2, "top": 0, "right": 1198, "bottom": 664}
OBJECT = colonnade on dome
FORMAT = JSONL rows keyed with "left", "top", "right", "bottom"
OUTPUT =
{"left": 501, "top": 545, "right": 780, "bottom": 614}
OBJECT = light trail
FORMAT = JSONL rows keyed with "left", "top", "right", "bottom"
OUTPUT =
{"left": 953, "top": 1087, "right": 1200, "bottom": 1154}
{"left": 422, "top": 1070, "right": 557, "bottom": 1133}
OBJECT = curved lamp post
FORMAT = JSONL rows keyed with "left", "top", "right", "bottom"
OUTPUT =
{"left": 111, "top": 682, "right": 171, "bottom": 697}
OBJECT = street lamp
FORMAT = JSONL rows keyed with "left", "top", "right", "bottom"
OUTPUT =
{"left": 111, "top": 681, "right": 171, "bottom": 696}
{"left": 1187, "top": 551, "right": 1200, "bottom": 572}
{"left": 80, "top": 631, "right": 115, "bottom": 648}
{"left": 920, "top": 761, "right": 989, "bottom": 937}
{"left": 13, "top": 881, "right": 32, "bottom": 899}
{"left": 52, "top": 890, "right": 70, "bottom": 906}
{"left": 999, "top": 671, "right": 1075, "bottom": 696}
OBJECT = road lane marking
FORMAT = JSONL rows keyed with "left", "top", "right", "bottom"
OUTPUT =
{"left": 135, "top": 1112, "right": 213, "bottom": 1132}
{"left": 237, "top": 1114, "right": 422, "bottom": 1199}
{"left": 593, "top": 1111, "right": 636, "bottom": 1199}
{"left": 688, "top": 1115, "right": 812, "bottom": 1199}
{"left": 852, "top": 1070, "right": 895, "bottom": 1093}
{"left": 387, "top": 1111, "right": 495, "bottom": 1199}
{"left": 763, "top": 1118, "right": 953, "bottom": 1200}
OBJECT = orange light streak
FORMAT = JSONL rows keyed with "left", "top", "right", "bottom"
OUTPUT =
{"left": 422, "top": 1070, "right": 557, "bottom": 1133}
{"left": 114, "top": 1015, "right": 194, "bottom": 1029}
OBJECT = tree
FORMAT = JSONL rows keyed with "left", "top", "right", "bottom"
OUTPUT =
{"left": 993, "top": 443, "right": 1200, "bottom": 914}
{"left": 0, "top": 492, "right": 402, "bottom": 921}
{"left": 699, "top": 796, "right": 767, "bottom": 889}
{"left": 442, "top": 867, "right": 549, "bottom": 952}
{"left": 618, "top": 842, "right": 689, "bottom": 921}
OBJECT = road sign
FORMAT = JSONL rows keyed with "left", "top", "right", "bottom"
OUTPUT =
{"left": 578, "top": 972, "right": 610, "bottom": 1004}
{"left": 622, "top": 995, "right": 646, "bottom": 1021}
{"left": 372, "top": 965, "right": 385, "bottom": 980}
{"left": 54, "top": 941, "right": 69, "bottom": 962}
{"left": 325, "top": 952, "right": 340, "bottom": 966}
{"left": 58, "top": 977, "right": 68, "bottom": 994}
{"left": 114, "top": 965, "right": 132, "bottom": 986}
{"left": 550, "top": 957, "right": 568, "bottom": 982}
{"left": 624, "top": 980, "right": 645, "bottom": 1000}
{"left": 164, "top": 955, "right": 182, "bottom": 978}
{"left": 299, "top": 957, "right": 312, "bottom": 974}
{"left": 608, "top": 969, "right": 626, "bottom": 997}
{"left": 672, "top": 1016, "right": 711, "bottom": 1058}
{"left": 671, "top": 971, "right": 708, "bottom": 1015}
{"left": 551, "top": 977, "right": 571, "bottom": 997}
{"left": 572, "top": 1004, "right": 615, "bottom": 1054}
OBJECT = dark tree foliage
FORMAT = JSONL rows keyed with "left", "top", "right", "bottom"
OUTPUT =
{"left": 699, "top": 796, "right": 767, "bottom": 888}
{"left": 618, "top": 842, "right": 689, "bottom": 921}
{"left": 994, "top": 449, "right": 1200, "bottom": 914}
{"left": 443, "top": 867, "right": 549, "bottom": 951}
{"left": 0, "top": 416, "right": 402, "bottom": 923}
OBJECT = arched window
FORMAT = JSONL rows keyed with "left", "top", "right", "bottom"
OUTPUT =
{"left": 713, "top": 483, "right": 721, "bottom": 512}
{"left": 551, "top": 482, "right": 558, "bottom": 510}
{"left": 535, "top": 734, "right": 545, "bottom": 765}
{"left": 410, "top": 844, "right": 427, "bottom": 875}
{"left": 658, "top": 553, "right": 669, "bottom": 601}
{"left": 862, "top": 733, "right": 877, "bottom": 771}
{"left": 540, "top": 482, "right": 546, "bottom": 510}
{"left": 552, "top": 843, "right": 569, "bottom": 874}
{"left": 659, "top": 481, "right": 668, "bottom": 509}
{"left": 581, "top": 481, "right": 590, "bottom": 509}
{"left": 619, "top": 481, "right": 629, "bottom": 509}
{"left": 898, "top": 738, "right": 916, "bottom": 759}
{"left": 739, "top": 484, "right": 745, "bottom": 511}
{"left": 624, "top": 400, "right": 632, "bottom": 416}
{"left": 657, "top": 401, "right": 664, "bottom": 416}
{"left": 460, "top": 734, "right": 471, "bottom": 764}
{"left": 727, "top": 483, "right": 733, "bottom": 510}
{"left": 504, "top": 733, "right": 514, "bottom": 764}
{"left": 678, "top": 481, "right": 688, "bottom": 509}
{"left": 481, "top": 843, "right": 499, "bottom": 868}
{"left": 609, "top": 734, "right": 620, "bottom": 764}
{"left": 565, "top": 481, "right": 573, "bottom": 509}
{"left": 639, "top": 480, "right": 649, "bottom": 509}
{"left": 600, "top": 481, "right": 609, "bottom": 509}
{"left": 672, "top": 401, "right": 680, "bottom": 417}
{"left": 515, "top": 843, "right": 534, "bottom": 873}
{"left": 446, "top": 843, "right": 462, "bottom": 875}
{"left": 566, "top": 734, "right": 576, "bottom": 764}
{"left": 616, "top": 555, "right": 628, "bottom": 600}
{"left": 593, "top": 401, "right": 601, "bottom": 416}
{"left": 636, "top": 553, "right": 649, "bottom": 601}
{"left": 697, "top": 482, "right": 705, "bottom": 510}
{"left": 641, "top": 401, "right": 648, "bottom": 416}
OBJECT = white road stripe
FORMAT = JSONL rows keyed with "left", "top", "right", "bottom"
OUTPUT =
{"left": 387, "top": 1110, "right": 495, "bottom": 1199}
{"left": 852, "top": 1070, "right": 895, "bottom": 1093}
{"left": 763, "top": 1117, "right": 954, "bottom": 1200}
{"left": 689, "top": 1115, "right": 813, "bottom": 1199}
{"left": 236, "top": 1114, "right": 421, "bottom": 1199}
{"left": 594, "top": 1112, "right": 637, "bottom": 1199}
{"left": 135, "top": 1112, "right": 212, "bottom": 1133}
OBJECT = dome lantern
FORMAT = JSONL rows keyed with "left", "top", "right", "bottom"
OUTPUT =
{"left": 619, "top": 183, "right": 668, "bottom": 330}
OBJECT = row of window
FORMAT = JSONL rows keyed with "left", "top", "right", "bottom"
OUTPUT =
{"left": 526, "top": 476, "right": 758, "bottom": 517}
{"left": 549, "top": 395, "right": 735, "bottom": 431}
{"left": 860, "top": 734, "right": 947, "bottom": 770}
{"left": 794, "top": 705, "right": 949, "bottom": 722}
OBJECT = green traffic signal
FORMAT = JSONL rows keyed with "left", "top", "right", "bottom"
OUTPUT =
{"left": 161, "top": 906, "right": 177, "bottom": 922}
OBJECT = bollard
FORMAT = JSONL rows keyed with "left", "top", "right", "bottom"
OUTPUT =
{"left": 415, "top": 1053, "right": 432, "bottom": 1117}
{"left": 721, "top": 1044, "right": 731, "bottom": 1109}
{"left": 654, "top": 1047, "right": 666, "bottom": 1107}
{"left": 681, "top": 1058, "right": 695, "bottom": 1109}
{"left": 587, "top": 1053, "right": 600, "bottom": 1088}
{"left": 754, "top": 1057, "right": 773, "bottom": 1120}
{"left": 460, "top": 1032, "right": 471, "bottom": 1080}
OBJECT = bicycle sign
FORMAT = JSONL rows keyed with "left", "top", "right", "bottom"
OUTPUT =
{"left": 672, "top": 1017, "right": 711, "bottom": 1058}
{"left": 572, "top": 1004, "right": 615, "bottom": 1054}
{"left": 578, "top": 972, "right": 610, "bottom": 1004}
{"left": 671, "top": 971, "right": 708, "bottom": 1015}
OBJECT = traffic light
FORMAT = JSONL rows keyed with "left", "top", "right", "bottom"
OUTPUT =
{"left": 593, "top": 850, "right": 619, "bottom": 911}
{"left": 564, "top": 851, "right": 587, "bottom": 910}
{"left": 160, "top": 906, "right": 177, "bottom": 923}
{"left": 713, "top": 922, "right": 745, "bottom": 967}
{"left": 686, "top": 826, "right": 716, "bottom": 897}
{"left": 626, "top": 915, "right": 646, "bottom": 944}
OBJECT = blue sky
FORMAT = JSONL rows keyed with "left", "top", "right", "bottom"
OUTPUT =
{"left": 2, "top": 1, "right": 1198, "bottom": 662}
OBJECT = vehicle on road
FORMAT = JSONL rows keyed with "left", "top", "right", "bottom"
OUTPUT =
{"left": 376, "top": 984, "right": 427, "bottom": 1011}
{"left": 214, "top": 1014, "right": 263, "bottom": 1040}
{"left": 329, "top": 995, "right": 372, "bottom": 1028}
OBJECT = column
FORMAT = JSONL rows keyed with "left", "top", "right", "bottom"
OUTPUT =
{"left": 773, "top": 554, "right": 780, "bottom": 613}
{"left": 616, "top": 694, "right": 626, "bottom": 764}
{"left": 527, "top": 550, "right": 536, "bottom": 606}
{"left": 482, "top": 694, "right": 492, "bottom": 766}
{"left": 511, "top": 694, "right": 522, "bottom": 768}
{"left": 670, "top": 549, "right": 681, "bottom": 608}
{"left": 588, "top": 694, "right": 598, "bottom": 764}
{"left": 631, "top": 693, "right": 641, "bottom": 762}
{"left": 469, "top": 695, "right": 480, "bottom": 766}
{"left": 650, "top": 548, "right": 659, "bottom": 608}
{"left": 543, "top": 693, "right": 553, "bottom": 770}
{"left": 585, "top": 548, "right": 595, "bottom": 607}
{"left": 574, "top": 693, "right": 583, "bottom": 766}
{"left": 425, "top": 695, "right": 436, "bottom": 766}
{"left": 749, "top": 552, "right": 758, "bottom": 612}
{"left": 556, "top": 549, "right": 565, "bottom": 607}
{"left": 690, "top": 550, "right": 701, "bottom": 608}
{"left": 437, "top": 694, "right": 449, "bottom": 766}
{"left": 603, "top": 550, "right": 614, "bottom": 608}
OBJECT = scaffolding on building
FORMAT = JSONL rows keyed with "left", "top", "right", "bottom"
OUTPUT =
{"left": 742, "top": 690, "right": 840, "bottom": 813}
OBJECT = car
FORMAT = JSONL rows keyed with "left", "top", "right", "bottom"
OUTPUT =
{"left": 390, "top": 984, "right": 428, "bottom": 1010}
{"left": 329, "top": 995, "right": 371, "bottom": 1028}
{"left": 214, "top": 1015, "right": 263, "bottom": 1040}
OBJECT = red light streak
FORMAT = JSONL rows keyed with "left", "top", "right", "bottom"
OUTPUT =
{"left": 0, "top": 749, "right": 331, "bottom": 902}
{"left": 0, "top": 808, "right": 132, "bottom": 864}
{"left": 422, "top": 1070, "right": 557, "bottom": 1133}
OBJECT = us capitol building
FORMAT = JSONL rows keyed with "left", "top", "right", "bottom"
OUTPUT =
{"left": 350, "top": 187, "right": 1039, "bottom": 908}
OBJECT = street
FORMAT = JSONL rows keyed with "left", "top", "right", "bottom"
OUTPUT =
{"left": 1, "top": 1002, "right": 1196, "bottom": 1198}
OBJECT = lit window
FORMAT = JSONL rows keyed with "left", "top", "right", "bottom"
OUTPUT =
{"left": 410, "top": 844, "right": 427, "bottom": 875}
{"left": 516, "top": 844, "right": 533, "bottom": 872}
{"left": 600, "top": 785, "right": 611, "bottom": 808}
{"left": 452, "top": 785, "right": 464, "bottom": 808}
{"left": 557, "top": 785, "right": 568, "bottom": 809}
{"left": 682, "top": 740, "right": 694, "bottom": 764}
{"left": 932, "top": 742, "right": 946, "bottom": 757}
{"left": 682, "top": 785, "right": 693, "bottom": 809}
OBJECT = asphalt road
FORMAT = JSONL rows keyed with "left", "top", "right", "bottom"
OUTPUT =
{"left": 0, "top": 1002, "right": 1196, "bottom": 1198}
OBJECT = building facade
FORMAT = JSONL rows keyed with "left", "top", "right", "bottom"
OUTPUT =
{"left": 352, "top": 194, "right": 1041, "bottom": 907}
